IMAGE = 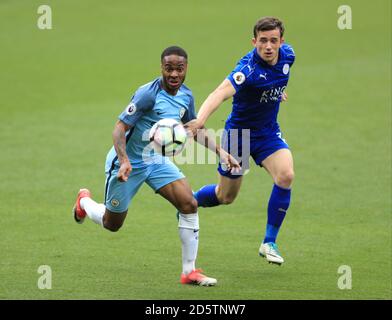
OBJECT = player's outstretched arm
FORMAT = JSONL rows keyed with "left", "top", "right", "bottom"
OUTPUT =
{"left": 184, "top": 79, "right": 236, "bottom": 136}
{"left": 112, "top": 120, "right": 132, "bottom": 182}
{"left": 194, "top": 128, "right": 241, "bottom": 174}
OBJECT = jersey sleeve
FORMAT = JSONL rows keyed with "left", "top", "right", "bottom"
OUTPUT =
{"left": 181, "top": 95, "right": 196, "bottom": 123}
{"left": 282, "top": 43, "right": 295, "bottom": 66}
{"left": 118, "top": 84, "right": 156, "bottom": 126}
{"left": 226, "top": 56, "right": 252, "bottom": 93}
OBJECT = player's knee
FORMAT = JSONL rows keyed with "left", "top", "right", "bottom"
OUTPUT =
{"left": 102, "top": 209, "right": 127, "bottom": 232}
{"left": 276, "top": 170, "right": 295, "bottom": 188}
{"left": 102, "top": 217, "right": 124, "bottom": 232}
{"left": 178, "top": 197, "right": 198, "bottom": 214}
{"left": 216, "top": 185, "right": 238, "bottom": 205}
{"left": 103, "top": 222, "right": 123, "bottom": 232}
{"left": 217, "top": 193, "right": 237, "bottom": 205}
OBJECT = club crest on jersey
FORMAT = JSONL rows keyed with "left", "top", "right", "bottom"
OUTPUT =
{"left": 111, "top": 199, "right": 120, "bottom": 207}
{"left": 233, "top": 72, "right": 246, "bottom": 85}
{"left": 125, "top": 102, "right": 137, "bottom": 115}
{"left": 283, "top": 64, "right": 290, "bottom": 75}
{"left": 179, "top": 107, "right": 186, "bottom": 118}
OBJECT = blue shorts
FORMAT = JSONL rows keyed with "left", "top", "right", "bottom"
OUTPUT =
{"left": 104, "top": 158, "right": 185, "bottom": 213}
{"left": 218, "top": 122, "right": 289, "bottom": 179}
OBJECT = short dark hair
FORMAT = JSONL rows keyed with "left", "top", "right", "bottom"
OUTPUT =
{"left": 253, "top": 17, "right": 285, "bottom": 38}
{"left": 161, "top": 46, "right": 188, "bottom": 61}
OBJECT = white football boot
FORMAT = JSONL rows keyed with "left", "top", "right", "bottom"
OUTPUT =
{"left": 259, "top": 242, "right": 284, "bottom": 265}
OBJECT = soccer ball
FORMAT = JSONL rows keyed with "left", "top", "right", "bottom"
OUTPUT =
{"left": 149, "top": 118, "right": 188, "bottom": 156}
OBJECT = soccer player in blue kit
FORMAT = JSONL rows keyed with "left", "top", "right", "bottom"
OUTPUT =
{"left": 186, "top": 17, "right": 295, "bottom": 265}
{"left": 72, "top": 46, "right": 239, "bottom": 286}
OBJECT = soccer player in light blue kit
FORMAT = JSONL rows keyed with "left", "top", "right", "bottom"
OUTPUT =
{"left": 73, "top": 46, "right": 239, "bottom": 286}
{"left": 186, "top": 17, "right": 295, "bottom": 265}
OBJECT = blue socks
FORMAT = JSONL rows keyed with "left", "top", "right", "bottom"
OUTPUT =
{"left": 194, "top": 184, "right": 220, "bottom": 207}
{"left": 263, "top": 184, "right": 291, "bottom": 244}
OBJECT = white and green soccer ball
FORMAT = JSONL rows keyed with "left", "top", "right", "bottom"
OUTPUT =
{"left": 149, "top": 118, "right": 188, "bottom": 156}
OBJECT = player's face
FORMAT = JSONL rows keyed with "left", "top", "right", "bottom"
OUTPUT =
{"left": 161, "top": 55, "right": 187, "bottom": 95}
{"left": 252, "top": 28, "right": 284, "bottom": 65}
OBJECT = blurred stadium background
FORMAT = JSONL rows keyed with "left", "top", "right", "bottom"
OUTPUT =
{"left": 0, "top": 0, "right": 390, "bottom": 299}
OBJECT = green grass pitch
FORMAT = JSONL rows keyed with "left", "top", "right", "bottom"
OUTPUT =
{"left": 0, "top": 0, "right": 390, "bottom": 299}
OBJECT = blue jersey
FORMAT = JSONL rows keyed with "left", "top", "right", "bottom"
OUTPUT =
{"left": 226, "top": 43, "right": 295, "bottom": 131}
{"left": 105, "top": 77, "right": 196, "bottom": 169}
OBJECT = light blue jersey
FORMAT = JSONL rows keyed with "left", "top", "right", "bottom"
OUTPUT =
{"left": 105, "top": 77, "right": 195, "bottom": 171}
{"left": 104, "top": 77, "right": 196, "bottom": 213}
